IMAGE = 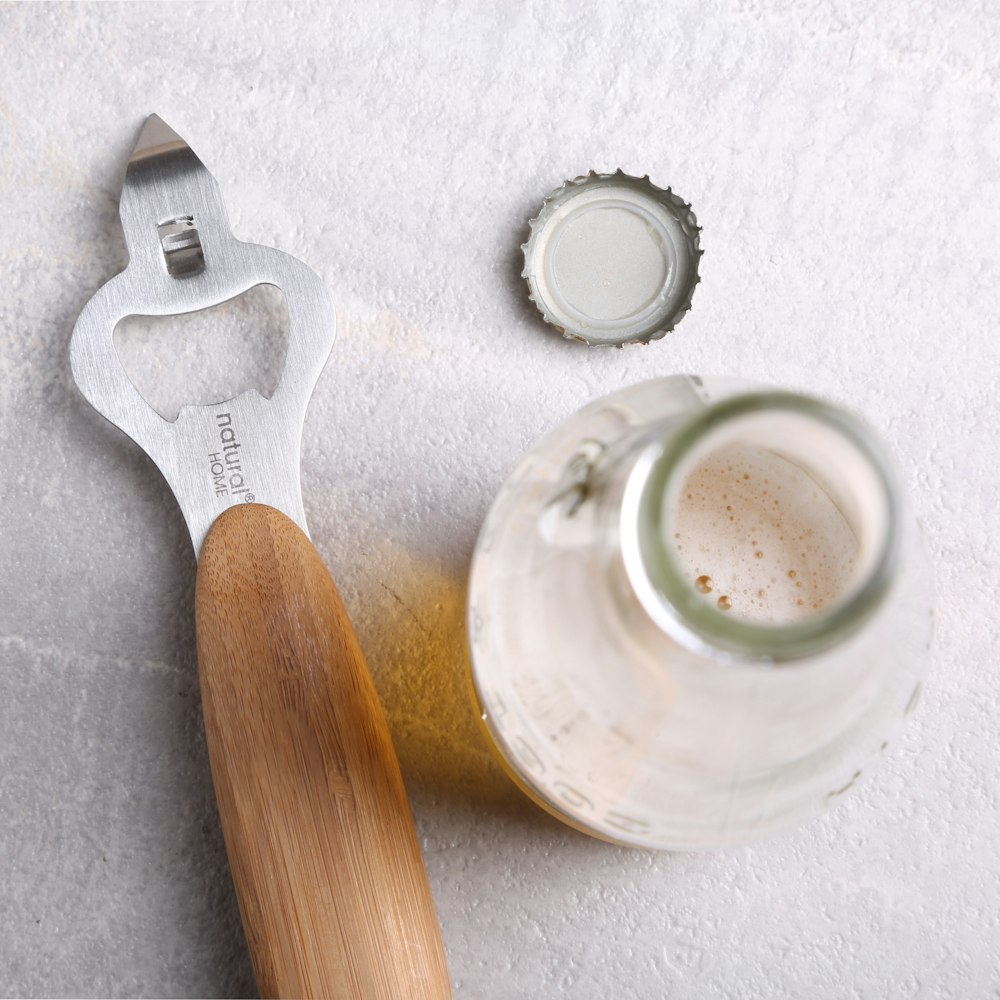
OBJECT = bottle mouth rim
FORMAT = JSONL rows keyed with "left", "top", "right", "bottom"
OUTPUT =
{"left": 620, "top": 391, "right": 902, "bottom": 662}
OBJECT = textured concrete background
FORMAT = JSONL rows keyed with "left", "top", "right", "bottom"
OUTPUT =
{"left": 1, "top": 1, "right": 998, "bottom": 997}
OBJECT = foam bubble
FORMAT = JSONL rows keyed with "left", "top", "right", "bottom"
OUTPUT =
{"left": 668, "top": 442, "right": 859, "bottom": 625}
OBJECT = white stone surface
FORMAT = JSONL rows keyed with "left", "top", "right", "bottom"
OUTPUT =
{"left": 1, "top": 2, "right": 998, "bottom": 997}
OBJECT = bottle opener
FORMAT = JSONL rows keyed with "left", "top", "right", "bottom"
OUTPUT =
{"left": 70, "top": 116, "right": 451, "bottom": 999}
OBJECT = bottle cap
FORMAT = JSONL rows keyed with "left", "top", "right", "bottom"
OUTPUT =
{"left": 522, "top": 170, "right": 701, "bottom": 346}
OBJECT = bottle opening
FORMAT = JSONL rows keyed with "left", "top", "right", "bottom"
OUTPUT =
{"left": 626, "top": 392, "right": 901, "bottom": 660}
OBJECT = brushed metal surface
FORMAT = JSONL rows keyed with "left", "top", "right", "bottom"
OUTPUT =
{"left": 70, "top": 115, "right": 336, "bottom": 556}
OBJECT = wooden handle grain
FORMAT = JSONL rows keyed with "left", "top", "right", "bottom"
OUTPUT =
{"left": 195, "top": 504, "right": 451, "bottom": 1000}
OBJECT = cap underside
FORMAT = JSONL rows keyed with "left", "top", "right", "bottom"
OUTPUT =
{"left": 523, "top": 174, "right": 700, "bottom": 346}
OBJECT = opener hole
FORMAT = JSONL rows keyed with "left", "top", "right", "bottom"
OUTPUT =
{"left": 112, "top": 283, "right": 289, "bottom": 421}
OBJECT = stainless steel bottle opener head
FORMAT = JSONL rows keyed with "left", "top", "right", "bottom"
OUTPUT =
{"left": 70, "top": 114, "right": 336, "bottom": 554}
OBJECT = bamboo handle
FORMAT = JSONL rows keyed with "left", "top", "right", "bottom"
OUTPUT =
{"left": 195, "top": 504, "right": 452, "bottom": 1000}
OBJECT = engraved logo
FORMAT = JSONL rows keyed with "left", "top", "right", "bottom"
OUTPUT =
{"left": 207, "top": 412, "right": 254, "bottom": 501}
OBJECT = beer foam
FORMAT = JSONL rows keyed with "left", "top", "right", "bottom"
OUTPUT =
{"left": 669, "top": 442, "right": 859, "bottom": 624}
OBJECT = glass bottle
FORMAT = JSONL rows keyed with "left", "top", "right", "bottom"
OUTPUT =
{"left": 467, "top": 376, "right": 931, "bottom": 850}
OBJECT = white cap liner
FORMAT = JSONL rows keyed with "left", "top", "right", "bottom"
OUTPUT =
{"left": 522, "top": 171, "right": 701, "bottom": 346}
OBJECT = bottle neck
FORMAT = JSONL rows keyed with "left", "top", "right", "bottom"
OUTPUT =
{"left": 617, "top": 392, "right": 902, "bottom": 662}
